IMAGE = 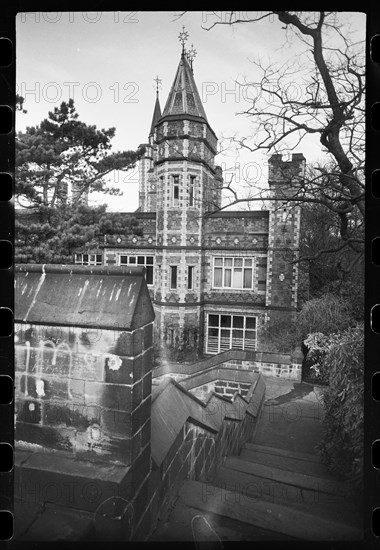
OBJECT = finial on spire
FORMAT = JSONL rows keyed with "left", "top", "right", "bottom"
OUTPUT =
{"left": 187, "top": 43, "right": 197, "bottom": 72}
{"left": 154, "top": 75, "right": 162, "bottom": 95}
{"left": 178, "top": 25, "right": 189, "bottom": 54}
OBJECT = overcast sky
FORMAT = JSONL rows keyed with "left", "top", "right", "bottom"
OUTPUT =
{"left": 16, "top": 11, "right": 366, "bottom": 211}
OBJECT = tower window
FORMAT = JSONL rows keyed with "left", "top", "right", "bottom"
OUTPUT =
{"left": 170, "top": 266, "right": 178, "bottom": 289}
{"left": 172, "top": 175, "right": 179, "bottom": 206}
{"left": 189, "top": 175, "right": 196, "bottom": 206}
{"left": 168, "top": 327, "right": 174, "bottom": 346}
{"left": 188, "top": 266, "right": 194, "bottom": 290}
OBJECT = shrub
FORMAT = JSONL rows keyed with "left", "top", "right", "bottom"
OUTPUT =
{"left": 299, "top": 295, "right": 357, "bottom": 384}
{"left": 259, "top": 317, "right": 298, "bottom": 354}
{"left": 298, "top": 294, "right": 355, "bottom": 341}
{"left": 317, "top": 325, "right": 364, "bottom": 501}
{"left": 319, "top": 279, "right": 364, "bottom": 323}
{"left": 303, "top": 332, "right": 341, "bottom": 385}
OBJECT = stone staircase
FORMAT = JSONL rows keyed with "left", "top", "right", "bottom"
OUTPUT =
{"left": 151, "top": 440, "right": 362, "bottom": 542}
{"left": 150, "top": 382, "right": 363, "bottom": 542}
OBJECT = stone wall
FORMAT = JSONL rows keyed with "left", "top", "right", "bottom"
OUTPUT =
{"left": 152, "top": 349, "right": 303, "bottom": 382}
{"left": 102, "top": 212, "right": 156, "bottom": 252}
{"left": 203, "top": 211, "right": 269, "bottom": 250}
{"left": 154, "top": 306, "right": 202, "bottom": 364}
{"left": 214, "top": 379, "right": 252, "bottom": 397}
{"left": 223, "top": 359, "right": 301, "bottom": 380}
{"left": 15, "top": 321, "right": 153, "bottom": 465}
{"left": 132, "top": 374, "right": 266, "bottom": 541}
{"left": 266, "top": 153, "right": 304, "bottom": 313}
{"left": 188, "top": 379, "right": 252, "bottom": 401}
{"left": 134, "top": 414, "right": 256, "bottom": 542}
{"left": 14, "top": 264, "right": 156, "bottom": 542}
{"left": 132, "top": 422, "right": 216, "bottom": 540}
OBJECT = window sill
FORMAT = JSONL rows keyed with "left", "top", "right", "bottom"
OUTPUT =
{"left": 212, "top": 287, "right": 255, "bottom": 291}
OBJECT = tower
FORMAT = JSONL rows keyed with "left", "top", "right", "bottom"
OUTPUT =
{"left": 266, "top": 153, "right": 305, "bottom": 325}
{"left": 149, "top": 30, "right": 223, "bottom": 362}
{"left": 138, "top": 82, "right": 162, "bottom": 212}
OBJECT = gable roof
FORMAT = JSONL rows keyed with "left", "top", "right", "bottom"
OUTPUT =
{"left": 15, "top": 264, "right": 155, "bottom": 331}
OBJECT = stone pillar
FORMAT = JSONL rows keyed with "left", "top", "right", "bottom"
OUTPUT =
{"left": 14, "top": 264, "right": 155, "bottom": 540}
{"left": 266, "top": 153, "right": 305, "bottom": 324}
{"left": 103, "top": 322, "right": 153, "bottom": 467}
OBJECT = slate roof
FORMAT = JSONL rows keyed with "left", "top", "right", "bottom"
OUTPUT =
{"left": 149, "top": 94, "right": 162, "bottom": 136}
{"left": 161, "top": 53, "right": 208, "bottom": 120}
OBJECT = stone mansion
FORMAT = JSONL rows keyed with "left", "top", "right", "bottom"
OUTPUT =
{"left": 74, "top": 45, "right": 306, "bottom": 365}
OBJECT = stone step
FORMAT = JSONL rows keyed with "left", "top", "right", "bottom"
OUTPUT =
{"left": 150, "top": 502, "right": 297, "bottom": 541}
{"left": 13, "top": 500, "right": 45, "bottom": 540}
{"left": 15, "top": 451, "right": 130, "bottom": 513}
{"left": 240, "top": 445, "right": 335, "bottom": 479}
{"left": 177, "top": 479, "right": 363, "bottom": 541}
{"left": 14, "top": 501, "right": 94, "bottom": 542}
{"left": 244, "top": 442, "right": 322, "bottom": 464}
{"left": 211, "top": 463, "right": 360, "bottom": 526}
{"left": 221, "top": 456, "right": 351, "bottom": 497}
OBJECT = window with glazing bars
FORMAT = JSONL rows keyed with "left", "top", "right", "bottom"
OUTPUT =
{"left": 119, "top": 255, "right": 154, "bottom": 285}
{"left": 206, "top": 314, "right": 257, "bottom": 353}
{"left": 213, "top": 257, "right": 253, "bottom": 289}
{"left": 75, "top": 253, "right": 102, "bottom": 265}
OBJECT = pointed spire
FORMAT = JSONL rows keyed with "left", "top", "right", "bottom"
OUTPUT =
{"left": 162, "top": 52, "right": 207, "bottom": 120}
{"left": 149, "top": 77, "right": 162, "bottom": 137}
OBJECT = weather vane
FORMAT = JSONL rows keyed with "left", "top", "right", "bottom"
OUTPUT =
{"left": 178, "top": 25, "right": 189, "bottom": 53}
{"left": 154, "top": 75, "right": 162, "bottom": 95}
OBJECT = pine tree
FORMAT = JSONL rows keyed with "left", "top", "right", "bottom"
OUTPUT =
{"left": 16, "top": 99, "right": 144, "bottom": 263}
